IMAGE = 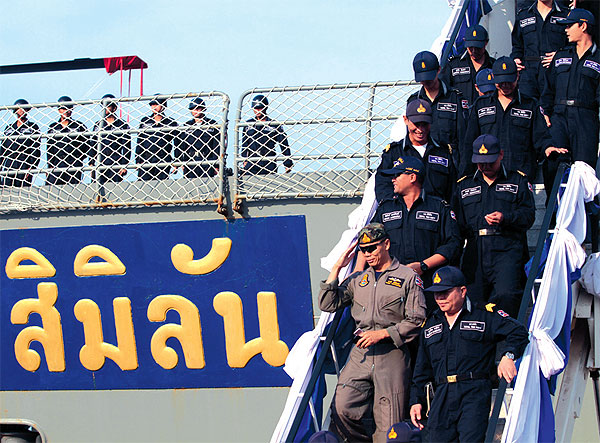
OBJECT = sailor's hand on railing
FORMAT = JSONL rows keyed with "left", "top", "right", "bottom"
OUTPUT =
{"left": 355, "top": 329, "right": 390, "bottom": 349}
{"left": 514, "top": 58, "right": 524, "bottom": 71}
{"left": 485, "top": 211, "right": 504, "bottom": 225}
{"left": 497, "top": 355, "right": 518, "bottom": 383}
{"left": 410, "top": 404, "right": 425, "bottom": 430}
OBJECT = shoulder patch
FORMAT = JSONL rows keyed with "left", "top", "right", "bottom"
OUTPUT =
{"left": 359, "top": 274, "right": 369, "bottom": 287}
{"left": 384, "top": 143, "right": 391, "bottom": 153}
{"left": 385, "top": 276, "right": 404, "bottom": 288}
{"left": 485, "top": 302, "right": 496, "bottom": 312}
{"left": 415, "top": 275, "right": 424, "bottom": 289}
{"left": 517, "top": 170, "right": 527, "bottom": 176}
{"left": 497, "top": 309, "right": 510, "bottom": 318}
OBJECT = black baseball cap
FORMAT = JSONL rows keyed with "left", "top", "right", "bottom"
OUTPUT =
{"left": 563, "top": 8, "right": 595, "bottom": 26}
{"left": 472, "top": 134, "right": 501, "bottom": 163}
{"left": 464, "top": 24, "right": 489, "bottom": 48}
{"left": 426, "top": 266, "right": 466, "bottom": 292}
{"left": 381, "top": 156, "right": 425, "bottom": 177}
{"left": 413, "top": 51, "right": 440, "bottom": 82}
{"left": 492, "top": 57, "right": 518, "bottom": 84}
{"left": 405, "top": 99, "right": 433, "bottom": 124}
{"left": 475, "top": 68, "right": 496, "bottom": 93}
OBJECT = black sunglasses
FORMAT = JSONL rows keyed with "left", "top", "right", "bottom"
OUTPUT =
{"left": 359, "top": 241, "right": 382, "bottom": 253}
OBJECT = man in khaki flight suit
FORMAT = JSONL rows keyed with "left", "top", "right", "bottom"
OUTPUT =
{"left": 319, "top": 223, "right": 427, "bottom": 442}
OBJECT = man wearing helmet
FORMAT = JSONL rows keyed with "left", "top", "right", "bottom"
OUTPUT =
{"left": 46, "top": 96, "right": 91, "bottom": 185}
{"left": 241, "top": 94, "right": 293, "bottom": 175}
{"left": 1, "top": 99, "right": 40, "bottom": 187}
{"left": 174, "top": 97, "right": 221, "bottom": 178}
{"left": 91, "top": 94, "right": 131, "bottom": 184}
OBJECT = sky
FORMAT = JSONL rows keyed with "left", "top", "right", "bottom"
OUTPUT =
{"left": 0, "top": 0, "right": 452, "bottom": 107}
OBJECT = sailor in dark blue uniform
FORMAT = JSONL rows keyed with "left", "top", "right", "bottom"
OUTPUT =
{"left": 374, "top": 156, "right": 462, "bottom": 311}
{"left": 407, "top": 51, "right": 467, "bottom": 167}
{"left": 541, "top": 8, "right": 600, "bottom": 194}
{"left": 455, "top": 135, "right": 535, "bottom": 317}
{"left": 175, "top": 97, "right": 221, "bottom": 178}
{"left": 409, "top": 266, "right": 529, "bottom": 443}
{"left": 1, "top": 99, "right": 40, "bottom": 187}
{"left": 46, "top": 96, "right": 91, "bottom": 185}
{"left": 136, "top": 94, "right": 178, "bottom": 181}
{"left": 376, "top": 99, "right": 457, "bottom": 204}
{"left": 474, "top": 68, "right": 497, "bottom": 99}
{"left": 91, "top": 94, "right": 131, "bottom": 184}
{"left": 440, "top": 24, "right": 496, "bottom": 109}
{"left": 241, "top": 94, "right": 293, "bottom": 175}
{"left": 463, "top": 57, "right": 554, "bottom": 178}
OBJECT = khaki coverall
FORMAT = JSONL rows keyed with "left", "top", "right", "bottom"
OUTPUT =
{"left": 319, "top": 259, "right": 427, "bottom": 442}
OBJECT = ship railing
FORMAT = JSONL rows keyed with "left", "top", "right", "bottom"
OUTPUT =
{"left": 232, "top": 81, "right": 419, "bottom": 208}
{"left": 0, "top": 92, "right": 229, "bottom": 213}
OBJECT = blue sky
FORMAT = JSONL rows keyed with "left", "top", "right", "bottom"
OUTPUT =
{"left": 0, "top": 1, "right": 451, "bottom": 106}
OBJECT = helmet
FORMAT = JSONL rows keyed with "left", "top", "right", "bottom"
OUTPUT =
{"left": 149, "top": 93, "right": 167, "bottom": 107}
{"left": 57, "top": 95, "right": 74, "bottom": 109}
{"left": 251, "top": 94, "right": 268, "bottom": 109}
{"left": 189, "top": 97, "right": 206, "bottom": 110}
{"left": 13, "top": 98, "right": 29, "bottom": 106}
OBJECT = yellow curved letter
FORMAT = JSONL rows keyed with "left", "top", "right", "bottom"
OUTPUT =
{"left": 10, "top": 282, "right": 65, "bottom": 372}
{"left": 74, "top": 298, "right": 138, "bottom": 371}
{"left": 74, "top": 245, "right": 126, "bottom": 276}
{"left": 5, "top": 247, "right": 56, "bottom": 279}
{"left": 171, "top": 238, "right": 232, "bottom": 275}
{"left": 147, "top": 295, "right": 205, "bottom": 369}
{"left": 213, "top": 291, "right": 289, "bottom": 368}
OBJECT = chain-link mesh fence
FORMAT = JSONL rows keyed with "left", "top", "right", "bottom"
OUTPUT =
{"left": 233, "top": 81, "right": 420, "bottom": 202}
{"left": 0, "top": 92, "right": 229, "bottom": 213}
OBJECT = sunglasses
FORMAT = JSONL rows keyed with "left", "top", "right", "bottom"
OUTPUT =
{"left": 359, "top": 241, "right": 382, "bottom": 254}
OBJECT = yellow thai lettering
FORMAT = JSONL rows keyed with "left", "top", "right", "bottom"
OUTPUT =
{"left": 10, "top": 282, "right": 65, "bottom": 372}
{"left": 5, "top": 247, "right": 56, "bottom": 279}
{"left": 171, "top": 238, "right": 232, "bottom": 275}
{"left": 74, "top": 245, "right": 126, "bottom": 277}
{"left": 74, "top": 298, "right": 138, "bottom": 371}
{"left": 147, "top": 295, "right": 205, "bottom": 369}
{"left": 213, "top": 291, "right": 289, "bottom": 368}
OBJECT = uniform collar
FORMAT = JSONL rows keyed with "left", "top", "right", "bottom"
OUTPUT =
{"left": 473, "top": 164, "right": 508, "bottom": 181}
{"left": 493, "top": 89, "right": 521, "bottom": 105}
{"left": 402, "top": 135, "right": 438, "bottom": 150}
{"left": 367, "top": 257, "right": 401, "bottom": 276}
{"left": 528, "top": 1, "right": 562, "bottom": 13}
{"left": 419, "top": 80, "right": 448, "bottom": 100}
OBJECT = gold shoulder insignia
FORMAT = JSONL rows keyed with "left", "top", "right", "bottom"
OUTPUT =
{"left": 448, "top": 144, "right": 453, "bottom": 154}
{"left": 485, "top": 303, "right": 496, "bottom": 312}
{"left": 384, "top": 144, "right": 391, "bottom": 153}
{"left": 457, "top": 175, "right": 468, "bottom": 183}
{"left": 517, "top": 170, "right": 527, "bottom": 177}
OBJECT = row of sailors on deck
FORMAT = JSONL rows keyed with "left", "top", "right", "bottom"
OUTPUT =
{"left": 0, "top": 93, "right": 292, "bottom": 186}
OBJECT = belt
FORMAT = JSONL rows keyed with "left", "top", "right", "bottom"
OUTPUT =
{"left": 556, "top": 99, "right": 597, "bottom": 110}
{"left": 522, "top": 56, "right": 544, "bottom": 62}
{"left": 478, "top": 228, "right": 502, "bottom": 236}
{"left": 435, "top": 372, "right": 488, "bottom": 385}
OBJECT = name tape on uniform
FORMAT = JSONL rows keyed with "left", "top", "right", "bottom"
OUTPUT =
{"left": 478, "top": 106, "right": 496, "bottom": 118}
{"left": 555, "top": 57, "right": 572, "bottom": 67}
{"left": 428, "top": 155, "right": 449, "bottom": 167}
{"left": 584, "top": 60, "right": 600, "bottom": 74}
{"left": 460, "top": 320, "right": 486, "bottom": 332}
{"left": 384, "top": 276, "right": 405, "bottom": 288}
{"left": 424, "top": 323, "right": 443, "bottom": 339}
{"left": 461, "top": 186, "right": 481, "bottom": 198}
{"left": 437, "top": 102, "right": 457, "bottom": 113}
{"left": 496, "top": 183, "right": 518, "bottom": 194}
{"left": 382, "top": 211, "right": 402, "bottom": 222}
{"left": 550, "top": 16, "right": 565, "bottom": 24}
{"left": 452, "top": 67, "right": 470, "bottom": 76}
{"left": 520, "top": 17, "right": 536, "bottom": 28}
{"left": 510, "top": 108, "right": 532, "bottom": 119}
{"left": 416, "top": 211, "right": 440, "bottom": 222}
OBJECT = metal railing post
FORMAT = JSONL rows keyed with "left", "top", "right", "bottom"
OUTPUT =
{"left": 364, "top": 85, "right": 376, "bottom": 181}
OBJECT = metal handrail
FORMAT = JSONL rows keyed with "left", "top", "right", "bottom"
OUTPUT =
{"left": 485, "top": 162, "right": 569, "bottom": 442}
{"left": 286, "top": 309, "right": 344, "bottom": 442}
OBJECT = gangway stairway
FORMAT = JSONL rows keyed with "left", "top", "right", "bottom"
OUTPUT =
{"left": 276, "top": 162, "right": 600, "bottom": 442}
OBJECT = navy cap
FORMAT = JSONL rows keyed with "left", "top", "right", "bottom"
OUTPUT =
{"left": 386, "top": 422, "right": 422, "bottom": 442}
{"left": 13, "top": 98, "right": 29, "bottom": 106}
{"left": 492, "top": 56, "right": 518, "bottom": 83}
{"left": 57, "top": 95, "right": 74, "bottom": 109}
{"left": 472, "top": 134, "right": 501, "bottom": 163}
{"left": 426, "top": 266, "right": 466, "bottom": 292}
{"left": 251, "top": 94, "right": 269, "bottom": 109}
{"left": 475, "top": 68, "right": 496, "bottom": 93}
{"left": 381, "top": 156, "right": 425, "bottom": 177}
{"left": 563, "top": 8, "right": 595, "bottom": 26}
{"left": 149, "top": 94, "right": 167, "bottom": 106}
{"left": 189, "top": 97, "right": 206, "bottom": 110}
{"left": 413, "top": 51, "right": 440, "bottom": 82}
{"left": 464, "top": 24, "right": 489, "bottom": 48}
{"left": 405, "top": 99, "right": 433, "bottom": 124}
{"left": 308, "top": 430, "right": 339, "bottom": 443}
{"left": 357, "top": 223, "right": 388, "bottom": 246}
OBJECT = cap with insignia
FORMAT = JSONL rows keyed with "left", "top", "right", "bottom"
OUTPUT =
{"left": 563, "top": 8, "right": 595, "bottom": 26}
{"left": 492, "top": 56, "right": 517, "bottom": 83}
{"left": 381, "top": 155, "right": 425, "bottom": 177}
{"left": 475, "top": 68, "right": 496, "bottom": 93}
{"left": 464, "top": 24, "right": 489, "bottom": 48}
{"left": 426, "top": 266, "right": 466, "bottom": 292}
{"left": 413, "top": 51, "right": 440, "bottom": 82}
{"left": 386, "top": 422, "right": 422, "bottom": 442}
{"left": 357, "top": 223, "right": 388, "bottom": 246}
{"left": 472, "top": 134, "right": 501, "bottom": 163}
{"left": 405, "top": 99, "right": 433, "bottom": 124}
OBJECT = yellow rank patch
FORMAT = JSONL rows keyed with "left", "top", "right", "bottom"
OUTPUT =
{"left": 421, "top": 61, "right": 426, "bottom": 69}
{"left": 433, "top": 273, "right": 441, "bottom": 284}
{"left": 398, "top": 157, "right": 404, "bottom": 163}
{"left": 457, "top": 175, "right": 468, "bottom": 183}
{"left": 473, "top": 30, "right": 477, "bottom": 37}
{"left": 359, "top": 274, "right": 369, "bottom": 287}
{"left": 517, "top": 170, "right": 526, "bottom": 176}
{"left": 502, "top": 63, "right": 507, "bottom": 70}
{"left": 384, "top": 143, "right": 391, "bottom": 152}
{"left": 388, "top": 427, "right": 397, "bottom": 439}
{"left": 417, "top": 103, "right": 426, "bottom": 113}
{"left": 486, "top": 302, "right": 496, "bottom": 312}
{"left": 360, "top": 233, "right": 371, "bottom": 243}
{"left": 487, "top": 73, "right": 492, "bottom": 81}
{"left": 479, "top": 144, "right": 488, "bottom": 154}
